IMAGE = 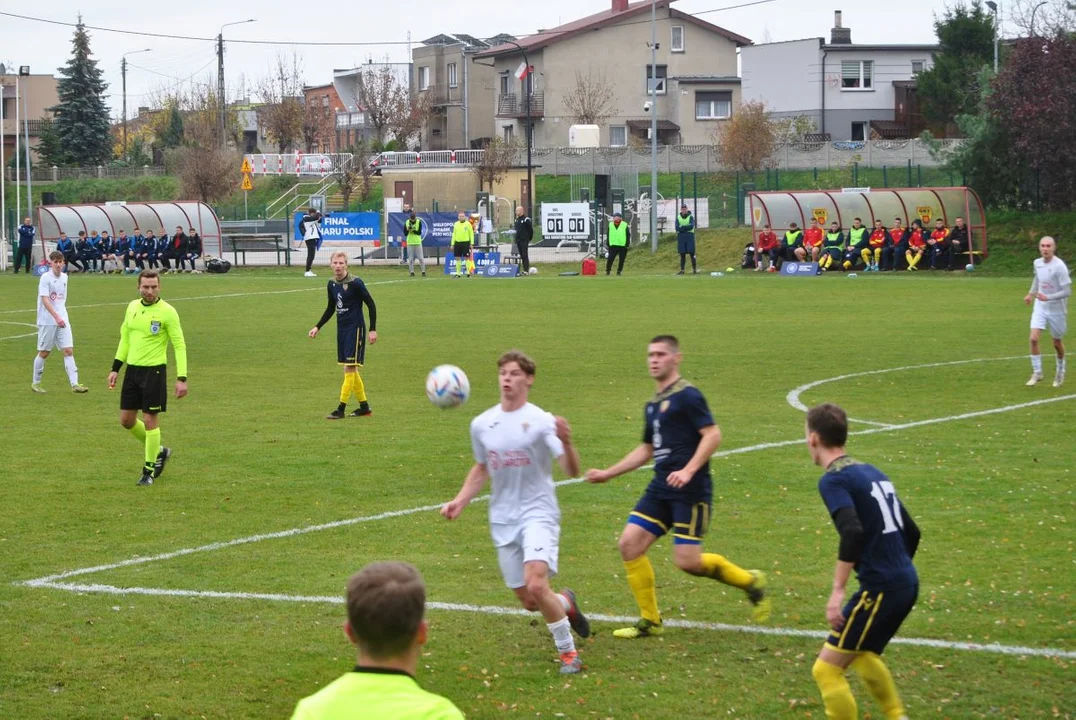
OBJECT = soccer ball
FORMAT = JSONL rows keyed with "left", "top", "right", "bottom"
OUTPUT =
{"left": 426, "top": 365, "right": 470, "bottom": 408}
{"left": 528, "top": 267, "right": 538, "bottom": 275}
{"left": 965, "top": 263, "right": 975, "bottom": 272}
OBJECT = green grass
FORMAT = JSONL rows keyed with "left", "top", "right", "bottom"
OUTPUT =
{"left": 1, "top": 264, "right": 1074, "bottom": 718}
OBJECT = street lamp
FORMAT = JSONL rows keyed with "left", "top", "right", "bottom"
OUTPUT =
{"left": 985, "top": 1, "right": 999, "bottom": 72}
{"left": 19, "top": 65, "right": 32, "bottom": 222}
{"left": 1030, "top": 1, "right": 1048, "bottom": 36}
{"left": 649, "top": 0, "right": 658, "bottom": 254}
{"left": 121, "top": 48, "right": 152, "bottom": 162}
{"left": 495, "top": 39, "right": 533, "bottom": 216}
{"left": 217, "top": 19, "right": 257, "bottom": 147}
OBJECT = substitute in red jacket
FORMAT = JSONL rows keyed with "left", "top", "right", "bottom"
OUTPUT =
{"left": 755, "top": 225, "right": 779, "bottom": 271}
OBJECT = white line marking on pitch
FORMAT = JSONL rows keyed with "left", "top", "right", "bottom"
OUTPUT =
{"left": 30, "top": 581, "right": 1076, "bottom": 660}
{"left": 0, "top": 320, "right": 38, "bottom": 341}
{"left": 786, "top": 356, "right": 1029, "bottom": 428}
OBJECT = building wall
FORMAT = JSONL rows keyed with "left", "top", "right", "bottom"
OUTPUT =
{"left": 1, "top": 75, "right": 60, "bottom": 160}
{"left": 488, "top": 7, "right": 743, "bottom": 147}
{"left": 741, "top": 39, "right": 822, "bottom": 115}
{"left": 668, "top": 81, "right": 742, "bottom": 146}
{"left": 381, "top": 167, "right": 528, "bottom": 212}
{"left": 822, "top": 49, "right": 932, "bottom": 113}
{"left": 303, "top": 84, "right": 346, "bottom": 152}
{"left": 413, "top": 44, "right": 497, "bottom": 150}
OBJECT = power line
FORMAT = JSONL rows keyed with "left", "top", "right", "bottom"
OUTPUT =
{"left": 0, "top": 2, "right": 775, "bottom": 50}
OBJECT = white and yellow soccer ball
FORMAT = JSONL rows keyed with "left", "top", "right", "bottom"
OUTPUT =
{"left": 425, "top": 365, "right": 470, "bottom": 408}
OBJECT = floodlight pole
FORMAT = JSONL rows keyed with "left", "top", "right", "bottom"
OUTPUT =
{"left": 0, "top": 76, "right": 6, "bottom": 268}
{"left": 122, "top": 49, "right": 152, "bottom": 162}
{"left": 649, "top": 0, "right": 659, "bottom": 253}
{"left": 500, "top": 39, "right": 533, "bottom": 215}
{"left": 20, "top": 66, "right": 31, "bottom": 223}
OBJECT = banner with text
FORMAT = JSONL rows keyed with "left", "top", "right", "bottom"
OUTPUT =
{"left": 443, "top": 251, "right": 501, "bottom": 275}
{"left": 293, "top": 212, "right": 381, "bottom": 243}
{"left": 387, "top": 212, "right": 464, "bottom": 247}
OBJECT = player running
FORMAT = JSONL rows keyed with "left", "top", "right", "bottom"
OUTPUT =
{"left": 805, "top": 403, "right": 920, "bottom": 720}
{"left": 1024, "top": 236, "right": 1070, "bottom": 387}
{"left": 441, "top": 351, "right": 590, "bottom": 674}
{"left": 585, "top": 335, "right": 770, "bottom": 639}
{"left": 32, "top": 251, "right": 89, "bottom": 394}
{"left": 309, "top": 251, "right": 378, "bottom": 419}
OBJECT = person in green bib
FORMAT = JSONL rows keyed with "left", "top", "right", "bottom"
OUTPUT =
{"left": 818, "top": 221, "right": 845, "bottom": 272}
{"left": 451, "top": 211, "right": 474, "bottom": 278}
{"left": 404, "top": 210, "right": 427, "bottom": 278}
{"left": 607, "top": 211, "right": 630, "bottom": 276}
{"left": 676, "top": 203, "right": 697, "bottom": 275}
{"left": 289, "top": 562, "right": 464, "bottom": 720}
{"left": 778, "top": 222, "right": 806, "bottom": 267}
{"left": 842, "top": 217, "right": 870, "bottom": 271}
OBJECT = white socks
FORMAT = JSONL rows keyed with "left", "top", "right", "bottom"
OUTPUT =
{"left": 64, "top": 355, "right": 79, "bottom": 385}
{"left": 1031, "top": 354, "right": 1043, "bottom": 374}
{"left": 33, "top": 356, "right": 45, "bottom": 383}
{"left": 1058, "top": 358, "right": 1067, "bottom": 374}
{"left": 547, "top": 616, "right": 575, "bottom": 654}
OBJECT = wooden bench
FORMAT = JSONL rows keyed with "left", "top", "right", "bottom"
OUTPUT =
{"left": 225, "top": 234, "right": 291, "bottom": 266}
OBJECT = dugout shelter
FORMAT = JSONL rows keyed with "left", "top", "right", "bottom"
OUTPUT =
{"left": 33, "top": 202, "right": 223, "bottom": 260}
{"left": 748, "top": 187, "right": 988, "bottom": 259}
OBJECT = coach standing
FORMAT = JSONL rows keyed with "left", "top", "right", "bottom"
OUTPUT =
{"left": 15, "top": 217, "right": 35, "bottom": 274}
{"left": 675, "top": 204, "right": 696, "bottom": 275}
{"left": 513, "top": 206, "right": 533, "bottom": 274}
{"left": 607, "top": 212, "right": 630, "bottom": 276}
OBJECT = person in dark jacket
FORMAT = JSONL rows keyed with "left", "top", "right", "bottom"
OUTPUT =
{"left": 162, "top": 225, "right": 189, "bottom": 272}
{"left": 57, "top": 232, "right": 78, "bottom": 273}
{"left": 114, "top": 230, "right": 132, "bottom": 273}
{"left": 513, "top": 205, "right": 533, "bottom": 274}
{"left": 947, "top": 217, "right": 970, "bottom": 271}
{"left": 675, "top": 204, "right": 696, "bottom": 275}
{"left": 186, "top": 227, "right": 203, "bottom": 272}
{"left": 15, "top": 217, "right": 35, "bottom": 274}
{"left": 99, "top": 231, "right": 119, "bottom": 273}
{"left": 299, "top": 208, "right": 323, "bottom": 277}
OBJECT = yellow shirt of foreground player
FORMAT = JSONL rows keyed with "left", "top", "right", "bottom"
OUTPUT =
{"left": 114, "top": 298, "right": 188, "bottom": 376}
{"left": 290, "top": 668, "right": 464, "bottom": 720}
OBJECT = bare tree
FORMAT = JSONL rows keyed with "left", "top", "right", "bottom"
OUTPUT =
{"left": 391, "top": 90, "right": 432, "bottom": 150}
{"left": 712, "top": 100, "right": 777, "bottom": 172}
{"left": 171, "top": 144, "right": 242, "bottom": 202}
{"left": 256, "top": 52, "right": 306, "bottom": 153}
{"left": 335, "top": 142, "right": 375, "bottom": 210}
{"left": 471, "top": 136, "right": 519, "bottom": 191}
{"left": 1007, "top": 0, "right": 1075, "bottom": 36}
{"left": 561, "top": 70, "right": 619, "bottom": 127}
{"left": 302, "top": 97, "right": 333, "bottom": 153}
{"left": 352, "top": 63, "right": 428, "bottom": 149}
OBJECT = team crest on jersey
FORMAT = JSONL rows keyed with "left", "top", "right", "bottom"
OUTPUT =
{"left": 660, "top": 400, "right": 670, "bottom": 413}
{"left": 522, "top": 422, "right": 530, "bottom": 432}
{"left": 342, "top": 283, "right": 348, "bottom": 291}
{"left": 150, "top": 320, "right": 161, "bottom": 335}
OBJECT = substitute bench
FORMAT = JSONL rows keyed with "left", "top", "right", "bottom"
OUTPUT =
{"left": 225, "top": 234, "right": 292, "bottom": 266}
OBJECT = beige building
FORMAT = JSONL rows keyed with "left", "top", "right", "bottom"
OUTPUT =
{"left": 474, "top": 0, "right": 750, "bottom": 147}
{"left": 1, "top": 72, "right": 60, "bottom": 161}
{"left": 412, "top": 34, "right": 508, "bottom": 151}
{"left": 382, "top": 167, "right": 531, "bottom": 213}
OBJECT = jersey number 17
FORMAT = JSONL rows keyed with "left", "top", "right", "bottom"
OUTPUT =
{"left": 869, "top": 481, "right": 905, "bottom": 535}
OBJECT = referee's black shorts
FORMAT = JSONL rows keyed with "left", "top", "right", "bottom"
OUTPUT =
{"left": 121, "top": 364, "right": 168, "bottom": 414}
{"left": 337, "top": 323, "right": 367, "bottom": 366}
{"left": 453, "top": 242, "right": 471, "bottom": 259}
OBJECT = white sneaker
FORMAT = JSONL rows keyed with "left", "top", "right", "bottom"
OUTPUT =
{"left": 1053, "top": 372, "right": 1065, "bottom": 388}
{"left": 304, "top": 271, "right": 316, "bottom": 278}
{"left": 1026, "top": 372, "right": 1043, "bottom": 386}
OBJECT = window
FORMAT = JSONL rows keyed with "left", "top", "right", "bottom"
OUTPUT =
{"left": 418, "top": 66, "right": 430, "bottom": 91}
{"left": 911, "top": 60, "right": 924, "bottom": 74}
{"left": 841, "top": 60, "right": 873, "bottom": 90}
{"left": 499, "top": 74, "right": 510, "bottom": 96}
{"left": 448, "top": 63, "right": 458, "bottom": 88}
{"left": 610, "top": 126, "right": 627, "bottom": 146}
{"left": 336, "top": 113, "right": 349, "bottom": 128}
{"left": 503, "top": 125, "right": 514, "bottom": 142}
{"left": 671, "top": 26, "right": 685, "bottom": 52}
{"left": 851, "top": 121, "right": 868, "bottom": 141}
{"left": 322, "top": 94, "right": 330, "bottom": 118}
{"left": 695, "top": 91, "right": 732, "bottom": 120}
{"left": 646, "top": 64, "right": 668, "bottom": 95}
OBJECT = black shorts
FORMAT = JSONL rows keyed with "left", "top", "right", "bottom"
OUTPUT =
{"left": 826, "top": 583, "right": 918, "bottom": 655}
{"left": 337, "top": 323, "right": 367, "bottom": 366}
{"left": 627, "top": 489, "right": 712, "bottom": 546}
{"left": 121, "top": 364, "right": 168, "bottom": 414}
{"left": 452, "top": 242, "right": 471, "bottom": 259}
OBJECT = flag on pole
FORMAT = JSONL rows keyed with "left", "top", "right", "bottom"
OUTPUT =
{"left": 514, "top": 62, "right": 533, "bottom": 81}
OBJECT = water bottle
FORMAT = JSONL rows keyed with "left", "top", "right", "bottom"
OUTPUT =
{"left": 848, "top": 273, "right": 858, "bottom": 278}
{"left": 710, "top": 271, "right": 724, "bottom": 278}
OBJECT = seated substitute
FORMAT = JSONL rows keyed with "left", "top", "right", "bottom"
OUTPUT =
{"left": 841, "top": 218, "right": 869, "bottom": 271}
{"left": 755, "top": 225, "right": 779, "bottom": 272}
{"left": 904, "top": 220, "right": 927, "bottom": 271}
{"left": 818, "top": 222, "right": 845, "bottom": 272}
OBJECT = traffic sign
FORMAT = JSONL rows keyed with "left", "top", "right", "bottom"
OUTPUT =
{"left": 240, "top": 174, "right": 253, "bottom": 191}
{"left": 240, "top": 157, "right": 253, "bottom": 174}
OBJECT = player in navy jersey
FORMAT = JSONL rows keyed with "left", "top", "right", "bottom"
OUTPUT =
{"left": 585, "top": 335, "right": 770, "bottom": 638}
{"left": 806, "top": 403, "right": 920, "bottom": 720}
{"left": 309, "top": 251, "right": 378, "bottom": 419}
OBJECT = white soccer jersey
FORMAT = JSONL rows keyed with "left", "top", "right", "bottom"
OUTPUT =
{"left": 471, "top": 402, "right": 565, "bottom": 532}
{"left": 1032, "top": 257, "right": 1071, "bottom": 315}
{"left": 37, "top": 271, "right": 70, "bottom": 326}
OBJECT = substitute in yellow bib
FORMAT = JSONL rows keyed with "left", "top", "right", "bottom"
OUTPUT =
{"left": 290, "top": 562, "right": 464, "bottom": 720}
{"left": 107, "top": 270, "right": 188, "bottom": 487}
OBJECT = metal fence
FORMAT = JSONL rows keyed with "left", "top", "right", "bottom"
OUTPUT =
{"left": 4, "top": 165, "right": 167, "bottom": 182}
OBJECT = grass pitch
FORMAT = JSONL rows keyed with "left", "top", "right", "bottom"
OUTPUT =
{"left": 1, "top": 266, "right": 1073, "bottom": 719}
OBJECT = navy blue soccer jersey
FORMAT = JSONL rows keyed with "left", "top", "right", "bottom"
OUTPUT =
{"left": 316, "top": 275, "right": 377, "bottom": 332}
{"left": 819, "top": 457, "right": 918, "bottom": 590}
{"left": 642, "top": 379, "right": 715, "bottom": 500}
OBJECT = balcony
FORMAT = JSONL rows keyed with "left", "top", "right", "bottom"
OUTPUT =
{"left": 424, "top": 83, "right": 464, "bottom": 107}
{"left": 496, "top": 92, "right": 544, "bottom": 118}
{"left": 2, "top": 117, "right": 46, "bottom": 137}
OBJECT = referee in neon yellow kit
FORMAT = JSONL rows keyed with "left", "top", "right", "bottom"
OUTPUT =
{"left": 107, "top": 270, "right": 188, "bottom": 486}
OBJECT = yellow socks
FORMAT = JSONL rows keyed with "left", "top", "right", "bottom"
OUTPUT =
{"left": 144, "top": 428, "right": 161, "bottom": 472}
{"left": 339, "top": 373, "right": 355, "bottom": 403}
{"left": 851, "top": 653, "right": 906, "bottom": 720}
{"left": 352, "top": 372, "right": 367, "bottom": 402}
{"left": 812, "top": 658, "right": 857, "bottom": 719}
{"left": 700, "top": 553, "right": 753, "bottom": 589}
{"left": 623, "top": 556, "right": 660, "bottom": 624}
{"left": 128, "top": 419, "right": 147, "bottom": 443}
{"left": 861, "top": 248, "right": 873, "bottom": 266}
{"left": 906, "top": 250, "right": 922, "bottom": 268}
{"left": 874, "top": 248, "right": 882, "bottom": 265}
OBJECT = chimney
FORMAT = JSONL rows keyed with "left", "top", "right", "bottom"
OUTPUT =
{"left": 830, "top": 10, "right": 852, "bottom": 44}
{"left": 612, "top": 0, "right": 629, "bottom": 12}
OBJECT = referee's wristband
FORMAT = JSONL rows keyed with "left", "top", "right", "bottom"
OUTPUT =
{"left": 111, "top": 359, "right": 123, "bottom": 373}
{"left": 177, "top": 376, "right": 187, "bottom": 382}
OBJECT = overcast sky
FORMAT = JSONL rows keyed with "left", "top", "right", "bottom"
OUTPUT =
{"left": 0, "top": 0, "right": 1004, "bottom": 118}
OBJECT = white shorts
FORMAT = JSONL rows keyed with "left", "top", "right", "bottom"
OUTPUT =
{"left": 37, "top": 324, "right": 73, "bottom": 352}
{"left": 492, "top": 518, "right": 560, "bottom": 589}
{"left": 1031, "top": 306, "right": 1067, "bottom": 339}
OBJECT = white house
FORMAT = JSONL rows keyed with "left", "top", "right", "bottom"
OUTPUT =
{"left": 742, "top": 11, "right": 936, "bottom": 141}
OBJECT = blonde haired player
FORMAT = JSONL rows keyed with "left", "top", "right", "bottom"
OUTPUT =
{"left": 1024, "top": 236, "right": 1070, "bottom": 387}
{"left": 32, "top": 251, "right": 89, "bottom": 394}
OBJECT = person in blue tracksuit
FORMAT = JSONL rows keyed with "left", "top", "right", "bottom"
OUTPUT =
{"left": 114, "top": 230, "right": 132, "bottom": 273}
{"left": 15, "top": 217, "right": 36, "bottom": 274}
{"left": 57, "top": 232, "right": 79, "bottom": 273}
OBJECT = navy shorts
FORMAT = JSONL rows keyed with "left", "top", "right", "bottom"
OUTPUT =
{"left": 337, "top": 323, "right": 367, "bottom": 366}
{"left": 821, "top": 247, "right": 843, "bottom": 261}
{"left": 628, "top": 490, "right": 712, "bottom": 545}
{"left": 677, "top": 236, "right": 696, "bottom": 254}
{"left": 826, "top": 583, "right": 918, "bottom": 655}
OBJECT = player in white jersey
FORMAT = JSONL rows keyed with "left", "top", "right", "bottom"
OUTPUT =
{"left": 441, "top": 350, "right": 590, "bottom": 674}
{"left": 1024, "top": 236, "right": 1070, "bottom": 387}
{"left": 32, "top": 252, "right": 89, "bottom": 394}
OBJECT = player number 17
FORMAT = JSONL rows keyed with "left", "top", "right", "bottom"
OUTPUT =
{"left": 869, "top": 481, "right": 904, "bottom": 534}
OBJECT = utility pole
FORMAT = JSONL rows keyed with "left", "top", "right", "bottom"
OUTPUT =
{"left": 218, "top": 20, "right": 257, "bottom": 149}
{"left": 649, "top": 0, "right": 658, "bottom": 254}
{"left": 121, "top": 49, "right": 152, "bottom": 162}
{"left": 0, "top": 73, "right": 7, "bottom": 265}
{"left": 22, "top": 66, "right": 32, "bottom": 222}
